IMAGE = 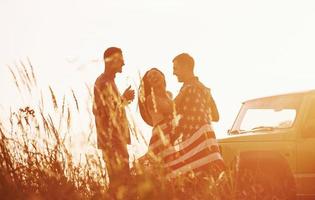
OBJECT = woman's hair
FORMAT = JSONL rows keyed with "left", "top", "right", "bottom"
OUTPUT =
{"left": 138, "top": 68, "right": 166, "bottom": 126}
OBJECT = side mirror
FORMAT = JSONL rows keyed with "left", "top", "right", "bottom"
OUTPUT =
{"left": 303, "top": 120, "right": 315, "bottom": 138}
{"left": 228, "top": 129, "right": 240, "bottom": 135}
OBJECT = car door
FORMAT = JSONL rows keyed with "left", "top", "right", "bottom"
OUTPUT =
{"left": 296, "top": 95, "right": 315, "bottom": 196}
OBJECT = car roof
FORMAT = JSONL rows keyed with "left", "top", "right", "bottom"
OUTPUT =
{"left": 243, "top": 89, "right": 315, "bottom": 104}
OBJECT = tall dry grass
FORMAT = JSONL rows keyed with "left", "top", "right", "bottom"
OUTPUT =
{"left": 0, "top": 61, "right": 236, "bottom": 200}
{"left": 1, "top": 61, "right": 110, "bottom": 199}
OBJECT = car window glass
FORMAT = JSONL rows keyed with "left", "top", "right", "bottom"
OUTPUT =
{"left": 240, "top": 109, "right": 296, "bottom": 131}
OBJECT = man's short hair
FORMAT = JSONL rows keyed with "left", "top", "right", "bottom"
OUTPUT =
{"left": 103, "top": 47, "right": 122, "bottom": 60}
{"left": 173, "top": 53, "right": 195, "bottom": 70}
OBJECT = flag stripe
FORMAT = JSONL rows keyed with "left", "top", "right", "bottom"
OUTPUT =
{"left": 147, "top": 123, "right": 224, "bottom": 178}
{"left": 162, "top": 131, "right": 216, "bottom": 161}
{"left": 166, "top": 152, "right": 223, "bottom": 178}
{"left": 158, "top": 124, "right": 213, "bottom": 158}
{"left": 166, "top": 141, "right": 220, "bottom": 169}
{"left": 149, "top": 123, "right": 170, "bottom": 145}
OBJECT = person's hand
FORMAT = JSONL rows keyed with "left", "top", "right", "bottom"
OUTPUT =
{"left": 166, "top": 91, "right": 173, "bottom": 99}
{"left": 123, "top": 85, "right": 135, "bottom": 103}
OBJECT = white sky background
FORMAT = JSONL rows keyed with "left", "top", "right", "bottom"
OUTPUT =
{"left": 1, "top": 0, "right": 315, "bottom": 157}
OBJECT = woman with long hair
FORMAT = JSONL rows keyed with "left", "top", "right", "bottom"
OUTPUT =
{"left": 137, "top": 68, "right": 176, "bottom": 170}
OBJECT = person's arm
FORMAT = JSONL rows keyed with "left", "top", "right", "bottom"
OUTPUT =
{"left": 209, "top": 94, "right": 219, "bottom": 122}
{"left": 92, "top": 100, "right": 97, "bottom": 115}
{"left": 172, "top": 85, "right": 190, "bottom": 143}
{"left": 145, "top": 94, "right": 173, "bottom": 115}
{"left": 206, "top": 88, "right": 219, "bottom": 122}
{"left": 93, "top": 84, "right": 100, "bottom": 116}
{"left": 174, "top": 86, "right": 188, "bottom": 111}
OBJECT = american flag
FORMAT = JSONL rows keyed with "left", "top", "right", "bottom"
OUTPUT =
{"left": 148, "top": 121, "right": 224, "bottom": 178}
{"left": 140, "top": 78, "right": 225, "bottom": 178}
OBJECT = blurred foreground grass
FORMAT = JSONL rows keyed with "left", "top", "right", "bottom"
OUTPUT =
{"left": 0, "top": 61, "right": 236, "bottom": 200}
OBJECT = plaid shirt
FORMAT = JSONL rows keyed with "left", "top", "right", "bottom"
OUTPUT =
{"left": 93, "top": 73, "right": 130, "bottom": 149}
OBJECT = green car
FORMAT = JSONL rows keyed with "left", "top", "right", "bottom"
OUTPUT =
{"left": 218, "top": 89, "right": 315, "bottom": 199}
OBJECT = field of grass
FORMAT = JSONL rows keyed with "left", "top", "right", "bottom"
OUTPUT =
{"left": 0, "top": 61, "right": 292, "bottom": 200}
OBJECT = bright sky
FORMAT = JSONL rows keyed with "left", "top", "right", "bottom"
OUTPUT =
{"left": 1, "top": 0, "right": 315, "bottom": 157}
